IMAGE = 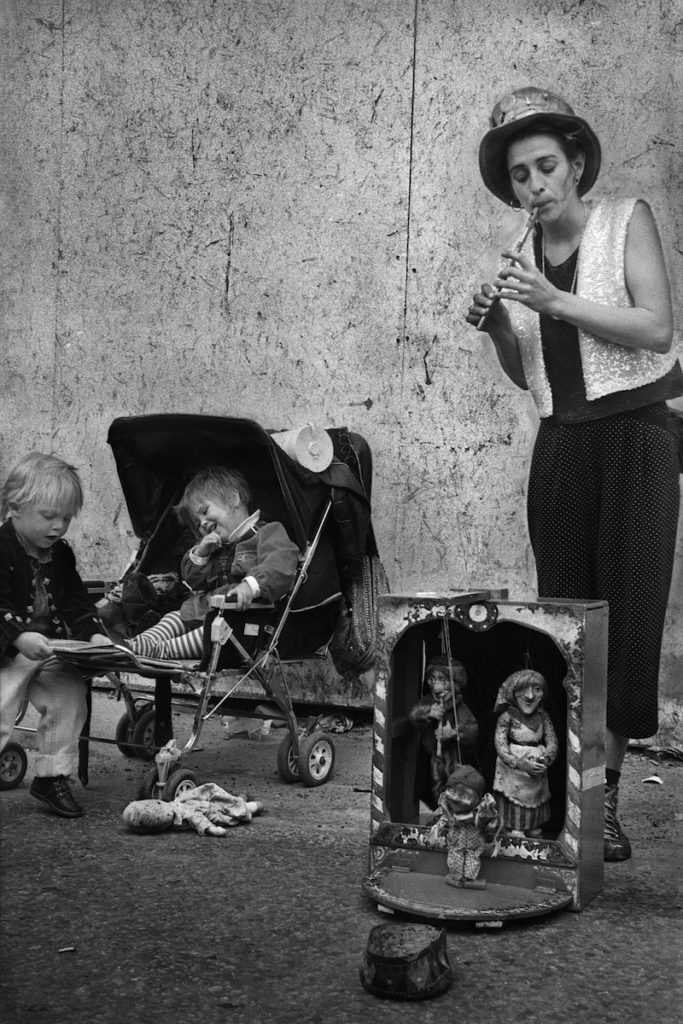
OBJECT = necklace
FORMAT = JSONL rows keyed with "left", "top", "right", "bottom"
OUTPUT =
{"left": 541, "top": 202, "right": 588, "bottom": 295}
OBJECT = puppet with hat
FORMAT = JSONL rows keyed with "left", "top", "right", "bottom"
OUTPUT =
{"left": 408, "top": 655, "right": 479, "bottom": 807}
{"left": 429, "top": 764, "right": 501, "bottom": 889}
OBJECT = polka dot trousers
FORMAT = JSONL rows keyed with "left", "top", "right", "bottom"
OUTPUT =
{"left": 527, "top": 407, "right": 680, "bottom": 738}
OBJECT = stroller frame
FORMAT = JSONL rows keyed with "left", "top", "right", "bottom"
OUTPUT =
{"left": 82, "top": 413, "right": 377, "bottom": 798}
{"left": 139, "top": 501, "right": 337, "bottom": 798}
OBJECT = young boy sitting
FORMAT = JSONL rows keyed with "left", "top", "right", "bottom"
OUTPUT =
{"left": 0, "top": 452, "right": 112, "bottom": 818}
{"left": 127, "top": 466, "right": 299, "bottom": 660}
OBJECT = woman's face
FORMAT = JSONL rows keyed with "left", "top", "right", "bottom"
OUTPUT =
{"left": 506, "top": 133, "right": 585, "bottom": 218}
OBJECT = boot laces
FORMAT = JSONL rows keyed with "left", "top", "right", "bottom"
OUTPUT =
{"left": 54, "top": 776, "right": 73, "bottom": 797}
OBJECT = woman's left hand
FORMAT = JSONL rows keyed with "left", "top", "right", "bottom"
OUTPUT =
{"left": 495, "top": 252, "right": 559, "bottom": 315}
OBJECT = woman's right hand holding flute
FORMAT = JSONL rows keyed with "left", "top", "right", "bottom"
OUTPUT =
{"left": 465, "top": 278, "right": 530, "bottom": 390}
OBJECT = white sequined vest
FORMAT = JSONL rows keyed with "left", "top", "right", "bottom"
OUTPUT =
{"left": 508, "top": 197, "right": 678, "bottom": 419}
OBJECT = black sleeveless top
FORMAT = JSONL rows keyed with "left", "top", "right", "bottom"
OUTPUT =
{"left": 534, "top": 232, "right": 683, "bottom": 424}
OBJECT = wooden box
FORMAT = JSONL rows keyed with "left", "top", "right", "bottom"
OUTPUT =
{"left": 363, "top": 592, "right": 608, "bottom": 923}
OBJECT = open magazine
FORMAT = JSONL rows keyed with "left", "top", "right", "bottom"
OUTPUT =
{"left": 48, "top": 639, "right": 198, "bottom": 676}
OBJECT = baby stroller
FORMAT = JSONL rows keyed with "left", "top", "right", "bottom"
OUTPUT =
{"left": 82, "top": 413, "right": 383, "bottom": 799}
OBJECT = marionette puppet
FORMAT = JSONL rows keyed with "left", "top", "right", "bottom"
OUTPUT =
{"left": 492, "top": 669, "right": 559, "bottom": 838}
{"left": 408, "top": 656, "right": 479, "bottom": 806}
{"left": 428, "top": 765, "right": 501, "bottom": 889}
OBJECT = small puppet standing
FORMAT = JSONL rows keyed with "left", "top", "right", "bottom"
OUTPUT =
{"left": 408, "top": 656, "right": 479, "bottom": 805}
{"left": 429, "top": 765, "right": 501, "bottom": 889}
{"left": 493, "top": 669, "right": 559, "bottom": 838}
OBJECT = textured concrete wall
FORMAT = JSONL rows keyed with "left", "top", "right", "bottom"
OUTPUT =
{"left": 1, "top": 0, "right": 681, "bottom": 716}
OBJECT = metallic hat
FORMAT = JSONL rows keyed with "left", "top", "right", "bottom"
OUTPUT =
{"left": 478, "top": 86, "right": 601, "bottom": 205}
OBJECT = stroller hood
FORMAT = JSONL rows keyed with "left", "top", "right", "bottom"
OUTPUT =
{"left": 108, "top": 414, "right": 333, "bottom": 549}
{"left": 106, "top": 414, "right": 375, "bottom": 578}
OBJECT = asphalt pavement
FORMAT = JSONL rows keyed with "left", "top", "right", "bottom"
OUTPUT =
{"left": 1, "top": 692, "right": 681, "bottom": 1024}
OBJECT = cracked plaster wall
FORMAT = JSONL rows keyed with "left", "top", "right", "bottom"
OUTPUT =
{"left": 1, "top": 0, "right": 681, "bottom": 717}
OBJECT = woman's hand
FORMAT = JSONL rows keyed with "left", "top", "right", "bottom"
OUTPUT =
{"left": 465, "top": 282, "right": 528, "bottom": 389}
{"left": 494, "top": 252, "right": 561, "bottom": 315}
{"left": 465, "top": 283, "right": 512, "bottom": 332}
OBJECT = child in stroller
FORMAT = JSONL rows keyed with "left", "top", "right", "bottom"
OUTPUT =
{"left": 126, "top": 466, "right": 298, "bottom": 662}
{"left": 49, "top": 413, "right": 383, "bottom": 795}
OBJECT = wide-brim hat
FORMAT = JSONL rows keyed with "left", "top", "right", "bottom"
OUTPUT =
{"left": 478, "top": 87, "right": 601, "bottom": 206}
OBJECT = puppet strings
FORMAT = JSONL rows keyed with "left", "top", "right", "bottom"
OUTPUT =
{"left": 439, "top": 612, "right": 486, "bottom": 775}
{"left": 440, "top": 615, "right": 463, "bottom": 766}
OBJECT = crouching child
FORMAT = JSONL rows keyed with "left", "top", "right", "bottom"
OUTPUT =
{"left": 0, "top": 453, "right": 111, "bottom": 817}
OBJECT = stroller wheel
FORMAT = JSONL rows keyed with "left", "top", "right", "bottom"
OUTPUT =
{"left": 130, "top": 706, "right": 157, "bottom": 762}
{"left": 163, "top": 769, "right": 199, "bottom": 801}
{"left": 0, "top": 741, "right": 28, "bottom": 790}
{"left": 137, "top": 766, "right": 199, "bottom": 801}
{"left": 298, "top": 732, "right": 335, "bottom": 787}
{"left": 276, "top": 735, "right": 301, "bottom": 784}
{"left": 114, "top": 712, "right": 136, "bottom": 758}
{"left": 137, "top": 767, "right": 161, "bottom": 800}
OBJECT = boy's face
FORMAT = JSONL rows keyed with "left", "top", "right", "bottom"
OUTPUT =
{"left": 192, "top": 490, "right": 246, "bottom": 542}
{"left": 12, "top": 503, "right": 72, "bottom": 556}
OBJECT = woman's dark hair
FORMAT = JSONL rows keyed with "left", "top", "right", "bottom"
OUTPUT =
{"left": 506, "top": 120, "right": 586, "bottom": 166}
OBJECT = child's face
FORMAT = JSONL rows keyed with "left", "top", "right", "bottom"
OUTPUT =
{"left": 514, "top": 682, "right": 544, "bottom": 716}
{"left": 192, "top": 490, "right": 246, "bottom": 542}
{"left": 11, "top": 502, "right": 73, "bottom": 556}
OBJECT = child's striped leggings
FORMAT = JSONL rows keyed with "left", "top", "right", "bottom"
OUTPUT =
{"left": 128, "top": 612, "right": 204, "bottom": 660}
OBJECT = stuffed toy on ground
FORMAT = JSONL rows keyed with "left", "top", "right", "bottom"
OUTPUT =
{"left": 122, "top": 783, "right": 263, "bottom": 836}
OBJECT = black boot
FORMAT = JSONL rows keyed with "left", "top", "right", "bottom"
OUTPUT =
{"left": 604, "top": 783, "right": 631, "bottom": 861}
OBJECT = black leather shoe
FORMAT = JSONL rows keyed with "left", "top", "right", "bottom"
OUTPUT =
{"left": 29, "top": 776, "right": 85, "bottom": 818}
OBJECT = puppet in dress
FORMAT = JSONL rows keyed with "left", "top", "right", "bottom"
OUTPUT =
{"left": 493, "top": 669, "right": 559, "bottom": 837}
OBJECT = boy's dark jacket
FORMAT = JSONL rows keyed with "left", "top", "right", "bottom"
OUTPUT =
{"left": 0, "top": 519, "right": 100, "bottom": 658}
